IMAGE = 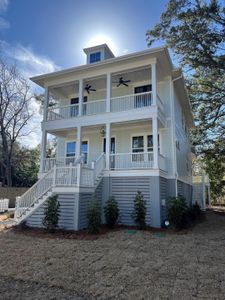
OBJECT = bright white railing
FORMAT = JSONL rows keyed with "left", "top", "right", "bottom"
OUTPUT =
{"left": 54, "top": 166, "right": 78, "bottom": 186}
{"left": 110, "top": 152, "right": 154, "bottom": 169}
{"left": 43, "top": 156, "right": 77, "bottom": 172}
{"left": 15, "top": 169, "right": 54, "bottom": 219}
{"left": 111, "top": 92, "right": 152, "bottom": 112}
{"left": 81, "top": 166, "right": 94, "bottom": 186}
{"left": 47, "top": 104, "right": 79, "bottom": 121}
{"left": 0, "top": 199, "right": 9, "bottom": 212}
{"left": 92, "top": 153, "right": 105, "bottom": 182}
{"left": 159, "top": 154, "right": 167, "bottom": 172}
{"left": 83, "top": 99, "right": 106, "bottom": 116}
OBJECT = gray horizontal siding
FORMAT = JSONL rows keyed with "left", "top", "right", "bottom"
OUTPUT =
{"left": 177, "top": 180, "right": 192, "bottom": 205}
{"left": 160, "top": 177, "right": 168, "bottom": 225}
{"left": 110, "top": 177, "right": 151, "bottom": 226}
{"left": 78, "top": 180, "right": 103, "bottom": 230}
{"left": 26, "top": 193, "right": 76, "bottom": 230}
{"left": 78, "top": 192, "right": 92, "bottom": 230}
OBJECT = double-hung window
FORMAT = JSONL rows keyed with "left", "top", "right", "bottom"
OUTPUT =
{"left": 132, "top": 136, "right": 144, "bottom": 162}
{"left": 132, "top": 135, "right": 160, "bottom": 163}
{"left": 66, "top": 141, "right": 88, "bottom": 164}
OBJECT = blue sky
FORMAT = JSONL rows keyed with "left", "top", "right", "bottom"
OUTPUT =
{"left": 0, "top": 0, "right": 168, "bottom": 72}
{"left": 0, "top": 0, "right": 168, "bottom": 147}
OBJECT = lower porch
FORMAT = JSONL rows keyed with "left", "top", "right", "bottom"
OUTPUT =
{"left": 40, "top": 119, "right": 172, "bottom": 175}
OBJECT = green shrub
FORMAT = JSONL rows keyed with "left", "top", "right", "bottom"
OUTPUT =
{"left": 104, "top": 196, "right": 119, "bottom": 228}
{"left": 43, "top": 195, "right": 60, "bottom": 232}
{"left": 188, "top": 202, "right": 202, "bottom": 221}
{"left": 167, "top": 196, "right": 189, "bottom": 230}
{"left": 87, "top": 195, "right": 101, "bottom": 234}
{"left": 132, "top": 191, "right": 147, "bottom": 229}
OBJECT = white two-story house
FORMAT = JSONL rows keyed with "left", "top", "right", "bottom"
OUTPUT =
{"left": 15, "top": 44, "right": 194, "bottom": 229}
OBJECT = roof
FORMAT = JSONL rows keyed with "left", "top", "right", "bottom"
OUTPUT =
{"left": 30, "top": 46, "right": 171, "bottom": 86}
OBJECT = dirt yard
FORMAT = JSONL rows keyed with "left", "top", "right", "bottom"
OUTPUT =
{"left": 0, "top": 210, "right": 225, "bottom": 300}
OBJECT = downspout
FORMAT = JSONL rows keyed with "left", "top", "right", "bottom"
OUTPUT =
{"left": 171, "top": 74, "right": 183, "bottom": 197}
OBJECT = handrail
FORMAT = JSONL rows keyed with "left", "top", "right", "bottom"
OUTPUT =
{"left": 111, "top": 91, "right": 152, "bottom": 100}
{"left": 48, "top": 103, "right": 79, "bottom": 110}
{"left": 15, "top": 168, "right": 54, "bottom": 219}
{"left": 83, "top": 98, "right": 105, "bottom": 104}
{"left": 95, "top": 152, "right": 105, "bottom": 163}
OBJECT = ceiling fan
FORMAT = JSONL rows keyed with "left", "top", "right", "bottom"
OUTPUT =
{"left": 85, "top": 84, "right": 96, "bottom": 94}
{"left": 114, "top": 77, "right": 131, "bottom": 87}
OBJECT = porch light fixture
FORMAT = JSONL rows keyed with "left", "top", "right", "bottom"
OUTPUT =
{"left": 100, "top": 127, "right": 106, "bottom": 137}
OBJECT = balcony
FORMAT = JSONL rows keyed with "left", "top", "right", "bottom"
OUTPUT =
{"left": 47, "top": 91, "right": 153, "bottom": 121}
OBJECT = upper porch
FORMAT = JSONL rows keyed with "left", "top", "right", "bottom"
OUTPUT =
{"left": 41, "top": 61, "right": 170, "bottom": 131}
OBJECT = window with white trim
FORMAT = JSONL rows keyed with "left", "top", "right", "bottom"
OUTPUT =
{"left": 90, "top": 52, "right": 101, "bottom": 63}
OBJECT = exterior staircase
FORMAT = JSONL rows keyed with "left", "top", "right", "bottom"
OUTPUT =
{"left": 14, "top": 153, "right": 105, "bottom": 225}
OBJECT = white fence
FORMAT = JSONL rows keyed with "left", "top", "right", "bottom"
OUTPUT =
{"left": 0, "top": 199, "right": 9, "bottom": 213}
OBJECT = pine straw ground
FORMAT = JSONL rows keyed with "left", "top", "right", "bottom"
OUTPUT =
{"left": 0, "top": 210, "right": 225, "bottom": 300}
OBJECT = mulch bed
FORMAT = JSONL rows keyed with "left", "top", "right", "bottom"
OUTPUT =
{"left": 11, "top": 222, "right": 194, "bottom": 240}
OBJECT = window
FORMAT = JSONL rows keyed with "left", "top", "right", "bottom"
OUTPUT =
{"left": 132, "top": 136, "right": 144, "bottom": 162}
{"left": 90, "top": 52, "right": 101, "bottom": 63}
{"left": 147, "top": 135, "right": 160, "bottom": 152}
{"left": 134, "top": 85, "right": 152, "bottom": 108}
{"left": 132, "top": 136, "right": 144, "bottom": 153}
{"left": 66, "top": 142, "right": 76, "bottom": 157}
{"left": 81, "top": 141, "right": 88, "bottom": 164}
{"left": 66, "top": 141, "right": 88, "bottom": 163}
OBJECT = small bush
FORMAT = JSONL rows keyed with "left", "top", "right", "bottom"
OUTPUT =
{"left": 188, "top": 202, "right": 202, "bottom": 221}
{"left": 43, "top": 195, "right": 60, "bottom": 232}
{"left": 104, "top": 196, "right": 119, "bottom": 228}
{"left": 87, "top": 195, "right": 101, "bottom": 234}
{"left": 167, "top": 196, "right": 189, "bottom": 230}
{"left": 132, "top": 191, "right": 147, "bottom": 229}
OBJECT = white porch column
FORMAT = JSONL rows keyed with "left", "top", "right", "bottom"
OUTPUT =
{"left": 43, "top": 87, "right": 49, "bottom": 121}
{"left": 151, "top": 62, "right": 157, "bottom": 105}
{"left": 76, "top": 126, "right": 82, "bottom": 159}
{"left": 106, "top": 73, "right": 111, "bottom": 112}
{"left": 78, "top": 79, "right": 83, "bottom": 116}
{"left": 40, "top": 130, "right": 47, "bottom": 173}
{"left": 152, "top": 117, "right": 159, "bottom": 169}
{"left": 105, "top": 123, "right": 111, "bottom": 170}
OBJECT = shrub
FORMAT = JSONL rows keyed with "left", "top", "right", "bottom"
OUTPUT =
{"left": 104, "top": 196, "right": 119, "bottom": 228}
{"left": 132, "top": 191, "right": 146, "bottom": 229}
{"left": 188, "top": 202, "right": 202, "bottom": 221}
{"left": 167, "top": 196, "right": 189, "bottom": 230}
{"left": 87, "top": 195, "right": 101, "bottom": 234}
{"left": 43, "top": 195, "right": 60, "bottom": 232}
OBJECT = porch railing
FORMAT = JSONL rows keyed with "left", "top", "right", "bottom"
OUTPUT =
{"left": 43, "top": 156, "right": 77, "bottom": 172}
{"left": 48, "top": 103, "right": 79, "bottom": 121}
{"left": 110, "top": 152, "right": 154, "bottom": 169}
{"left": 83, "top": 99, "right": 106, "bottom": 116}
{"left": 111, "top": 91, "right": 152, "bottom": 112}
{"left": 46, "top": 92, "right": 156, "bottom": 121}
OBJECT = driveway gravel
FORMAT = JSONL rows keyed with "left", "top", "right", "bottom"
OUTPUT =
{"left": 0, "top": 210, "right": 225, "bottom": 299}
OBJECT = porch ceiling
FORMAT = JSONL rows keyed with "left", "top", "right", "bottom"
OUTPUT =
{"left": 49, "top": 66, "right": 157, "bottom": 99}
{"left": 47, "top": 119, "right": 167, "bottom": 138}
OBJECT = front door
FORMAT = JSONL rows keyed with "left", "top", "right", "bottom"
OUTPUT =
{"left": 103, "top": 137, "right": 116, "bottom": 168}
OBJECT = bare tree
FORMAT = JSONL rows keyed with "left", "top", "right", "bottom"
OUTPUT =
{"left": 0, "top": 59, "right": 33, "bottom": 186}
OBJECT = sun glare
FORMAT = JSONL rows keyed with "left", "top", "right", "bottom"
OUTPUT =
{"left": 86, "top": 34, "right": 118, "bottom": 55}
